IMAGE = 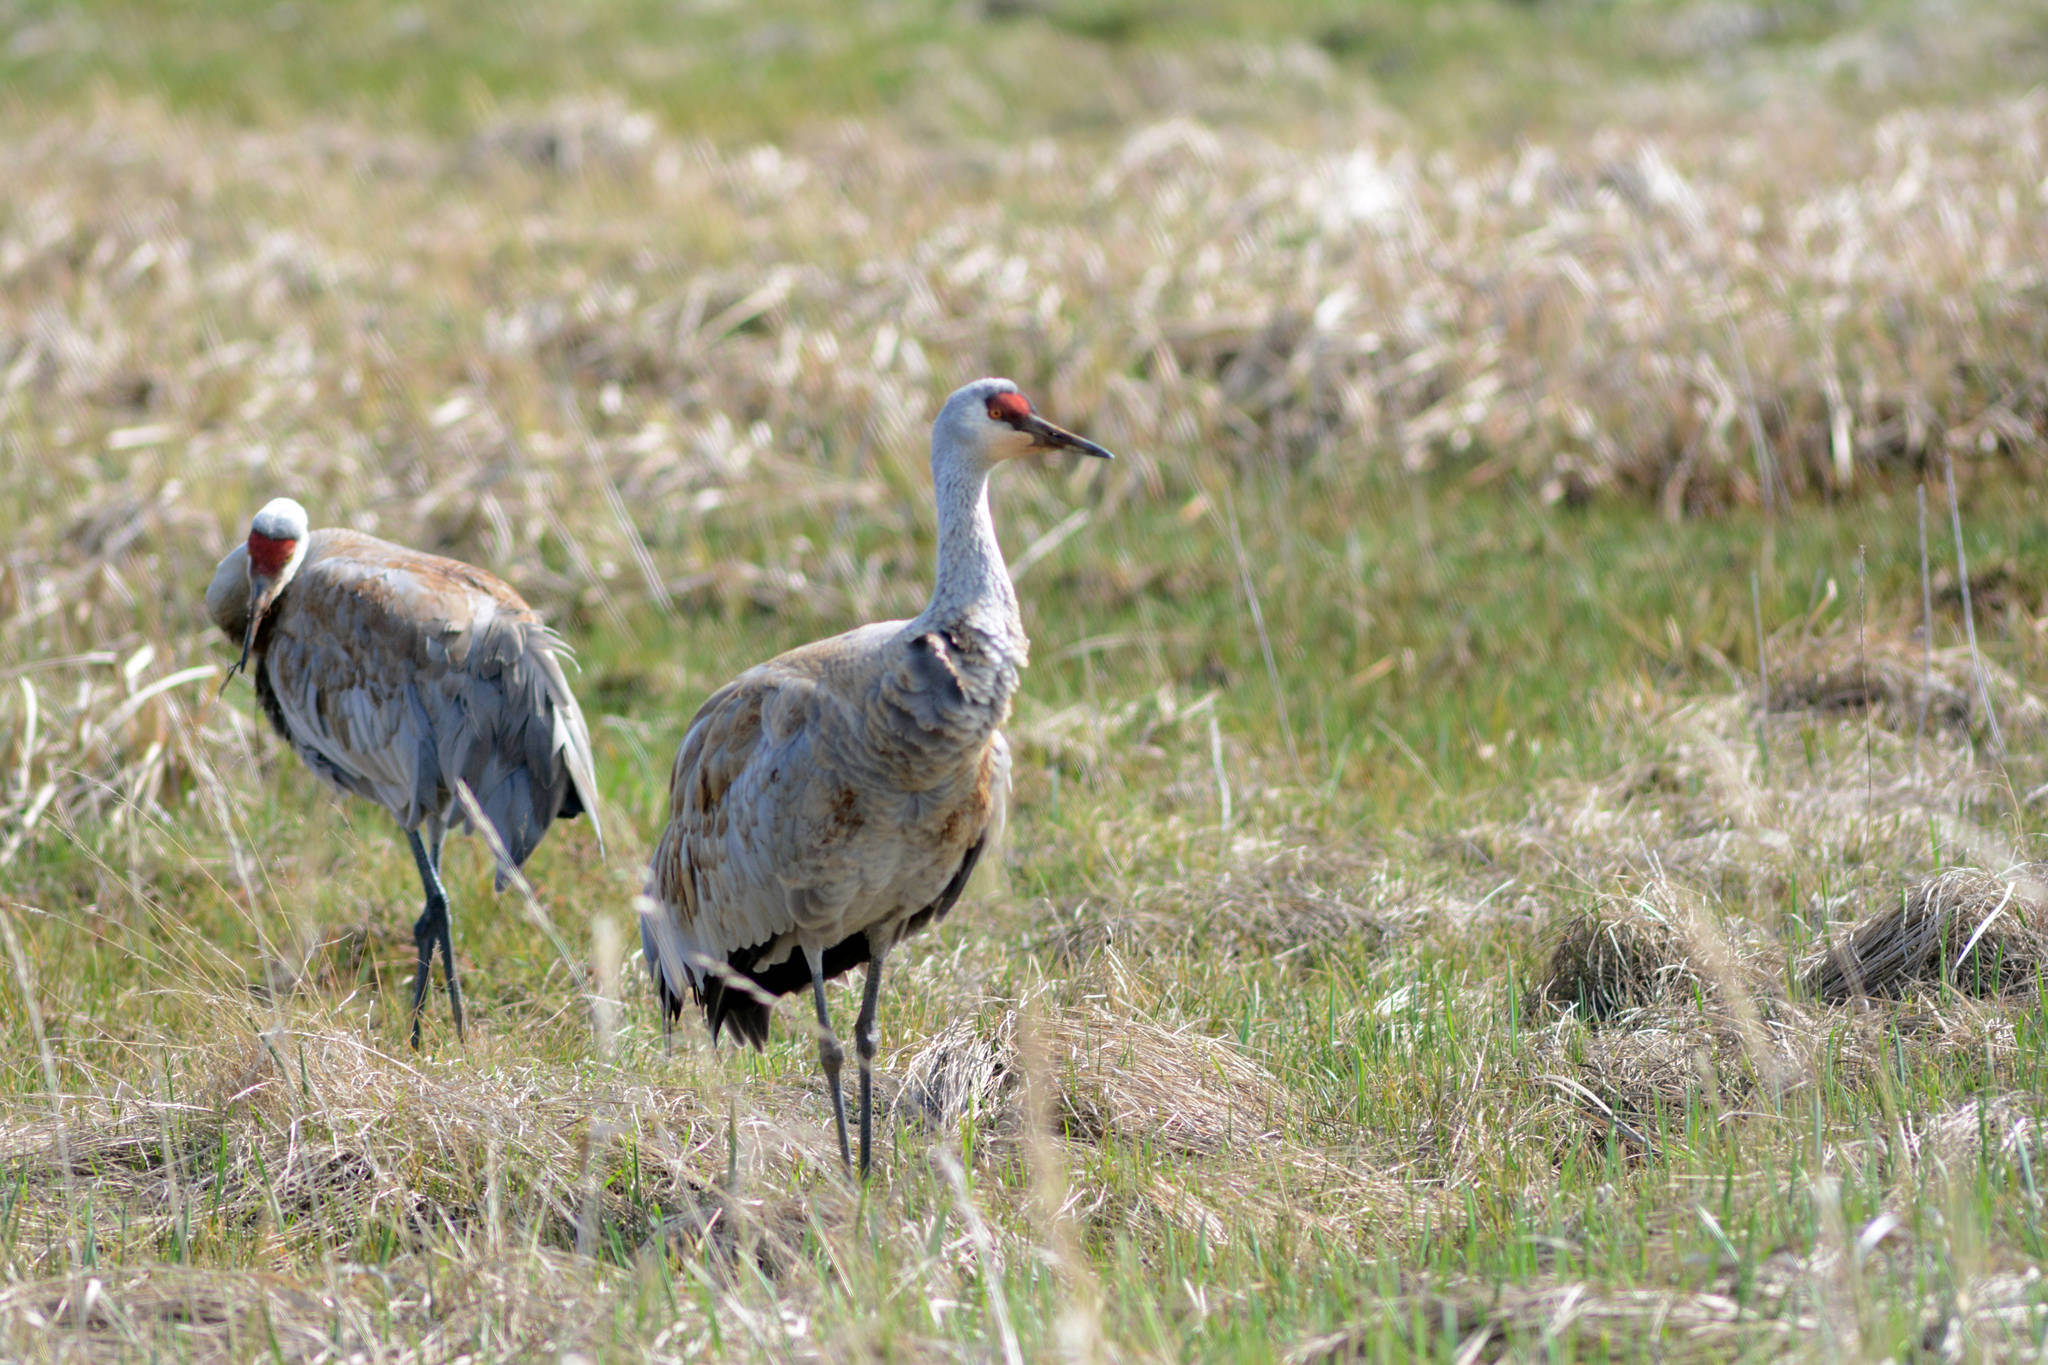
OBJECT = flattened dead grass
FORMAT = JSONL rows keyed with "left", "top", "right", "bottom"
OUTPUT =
{"left": 897, "top": 1000, "right": 1291, "bottom": 1157}
{"left": 1767, "top": 634, "right": 2048, "bottom": 742}
{"left": 0, "top": 1267, "right": 364, "bottom": 1364}
{"left": 1801, "top": 867, "right": 2048, "bottom": 1002}
{"left": 0, "top": 1022, "right": 728, "bottom": 1272}
{"left": 1494, "top": 644, "right": 2048, "bottom": 1154}
{"left": 1287, "top": 1281, "right": 1798, "bottom": 1364}
{"left": 1527, "top": 901, "right": 1705, "bottom": 1023}
{"left": 893, "top": 998, "right": 1431, "bottom": 1243}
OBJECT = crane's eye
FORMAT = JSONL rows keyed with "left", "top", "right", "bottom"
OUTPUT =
{"left": 986, "top": 401, "right": 1004, "bottom": 422}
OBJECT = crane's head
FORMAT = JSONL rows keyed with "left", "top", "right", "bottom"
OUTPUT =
{"left": 933, "top": 377, "right": 1115, "bottom": 472}
{"left": 218, "top": 497, "right": 310, "bottom": 691}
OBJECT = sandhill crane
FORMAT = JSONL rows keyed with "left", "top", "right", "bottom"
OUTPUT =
{"left": 640, "top": 378, "right": 1113, "bottom": 1175}
{"left": 206, "top": 498, "right": 603, "bottom": 1047}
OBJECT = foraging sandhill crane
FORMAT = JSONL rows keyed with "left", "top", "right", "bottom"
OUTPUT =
{"left": 206, "top": 498, "right": 603, "bottom": 1047}
{"left": 640, "top": 378, "right": 1113, "bottom": 1175}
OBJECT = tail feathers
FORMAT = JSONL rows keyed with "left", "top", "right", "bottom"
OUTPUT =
{"left": 638, "top": 898, "right": 699, "bottom": 1026}
{"left": 706, "top": 980, "right": 772, "bottom": 1048}
{"left": 637, "top": 897, "right": 782, "bottom": 1052}
{"left": 639, "top": 899, "right": 881, "bottom": 1049}
{"left": 708, "top": 936, "right": 872, "bottom": 1046}
{"left": 534, "top": 642, "right": 605, "bottom": 858}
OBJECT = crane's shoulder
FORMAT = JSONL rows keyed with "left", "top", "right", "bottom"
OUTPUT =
{"left": 757, "top": 619, "right": 912, "bottom": 683}
{"left": 297, "top": 530, "right": 542, "bottom": 628}
{"left": 675, "top": 621, "right": 908, "bottom": 743}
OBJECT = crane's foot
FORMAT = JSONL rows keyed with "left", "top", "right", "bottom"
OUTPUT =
{"left": 409, "top": 897, "right": 464, "bottom": 1048}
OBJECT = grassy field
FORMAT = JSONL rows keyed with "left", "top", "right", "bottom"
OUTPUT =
{"left": 7, "top": 0, "right": 2048, "bottom": 1358}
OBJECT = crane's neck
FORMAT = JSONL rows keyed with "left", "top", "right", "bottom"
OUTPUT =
{"left": 913, "top": 456, "right": 1026, "bottom": 665}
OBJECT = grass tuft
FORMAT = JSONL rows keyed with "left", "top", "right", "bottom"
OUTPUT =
{"left": 1802, "top": 867, "right": 2048, "bottom": 1001}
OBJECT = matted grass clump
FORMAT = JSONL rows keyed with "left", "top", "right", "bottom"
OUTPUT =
{"left": 1766, "top": 634, "right": 2048, "bottom": 743}
{"left": 897, "top": 1000, "right": 1292, "bottom": 1156}
{"left": 1801, "top": 867, "right": 2048, "bottom": 1002}
{"left": 0, "top": 1020, "right": 748, "bottom": 1275}
{"left": 1526, "top": 900, "right": 1708, "bottom": 1023}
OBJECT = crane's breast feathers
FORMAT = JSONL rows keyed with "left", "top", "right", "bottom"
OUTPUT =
{"left": 887, "top": 628, "right": 1017, "bottom": 731}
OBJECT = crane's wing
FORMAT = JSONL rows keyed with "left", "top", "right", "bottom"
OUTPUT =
{"left": 642, "top": 624, "right": 911, "bottom": 994}
{"left": 641, "top": 615, "right": 1019, "bottom": 1043}
{"left": 257, "top": 533, "right": 601, "bottom": 877}
{"left": 643, "top": 666, "right": 794, "bottom": 987}
{"left": 256, "top": 570, "right": 435, "bottom": 822}
{"left": 418, "top": 612, "right": 605, "bottom": 880}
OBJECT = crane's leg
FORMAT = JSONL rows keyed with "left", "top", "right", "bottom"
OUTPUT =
{"left": 852, "top": 938, "right": 890, "bottom": 1179}
{"left": 805, "top": 946, "right": 853, "bottom": 1173}
{"left": 407, "top": 823, "right": 464, "bottom": 1048}
{"left": 428, "top": 823, "right": 464, "bottom": 1041}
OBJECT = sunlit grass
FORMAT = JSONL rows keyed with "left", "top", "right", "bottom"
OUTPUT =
{"left": 6, "top": 0, "right": 2048, "bottom": 1358}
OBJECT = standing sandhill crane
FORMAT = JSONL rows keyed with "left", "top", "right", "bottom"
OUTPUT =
{"left": 640, "top": 378, "right": 1113, "bottom": 1175}
{"left": 206, "top": 498, "right": 603, "bottom": 1047}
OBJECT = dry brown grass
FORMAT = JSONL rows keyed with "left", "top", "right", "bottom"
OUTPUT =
{"left": 1526, "top": 898, "right": 1707, "bottom": 1023}
{"left": 1459, "top": 620, "right": 2048, "bottom": 1173}
{"left": 1475, "top": 625, "right": 2046, "bottom": 923}
{"left": 0, "top": 1251, "right": 732, "bottom": 1362}
{"left": 1801, "top": 867, "right": 2048, "bottom": 1002}
{"left": 0, "top": 1022, "right": 728, "bottom": 1270}
{"left": 0, "top": 1266, "right": 373, "bottom": 1363}
{"left": 897, "top": 998, "right": 1292, "bottom": 1157}
{"left": 1289, "top": 1259, "right": 2048, "bottom": 1364}
{"left": 1768, "top": 634, "right": 2048, "bottom": 743}
{"left": 893, "top": 997, "right": 1438, "bottom": 1248}
{"left": 1286, "top": 1281, "right": 1800, "bottom": 1363}
{"left": 1915, "top": 1093, "right": 2048, "bottom": 1170}
{"left": 6, "top": 98, "right": 2048, "bottom": 510}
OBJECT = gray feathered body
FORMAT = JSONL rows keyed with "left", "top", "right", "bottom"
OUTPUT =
{"left": 643, "top": 611, "right": 1017, "bottom": 1043}
{"left": 206, "top": 529, "right": 603, "bottom": 878}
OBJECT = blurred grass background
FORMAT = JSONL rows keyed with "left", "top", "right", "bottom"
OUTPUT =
{"left": 6, "top": 0, "right": 2045, "bottom": 138}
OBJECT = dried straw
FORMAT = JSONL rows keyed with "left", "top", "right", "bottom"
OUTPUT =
{"left": 1801, "top": 868, "right": 2048, "bottom": 1001}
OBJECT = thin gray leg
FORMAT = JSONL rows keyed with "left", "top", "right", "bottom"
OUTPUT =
{"left": 407, "top": 824, "right": 463, "bottom": 1048}
{"left": 807, "top": 946, "right": 852, "bottom": 1173}
{"left": 428, "top": 823, "right": 462, "bottom": 1041}
{"left": 853, "top": 938, "right": 890, "bottom": 1179}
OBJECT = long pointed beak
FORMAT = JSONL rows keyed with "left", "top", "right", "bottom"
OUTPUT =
{"left": 1021, "top": 413, "right": 1115, "bottom": 460}
{"left": 220, "top": 616, "right": 256, "bottom": 695}
{"left": 221, "top": 574, "right": 272, "bottom": 694}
